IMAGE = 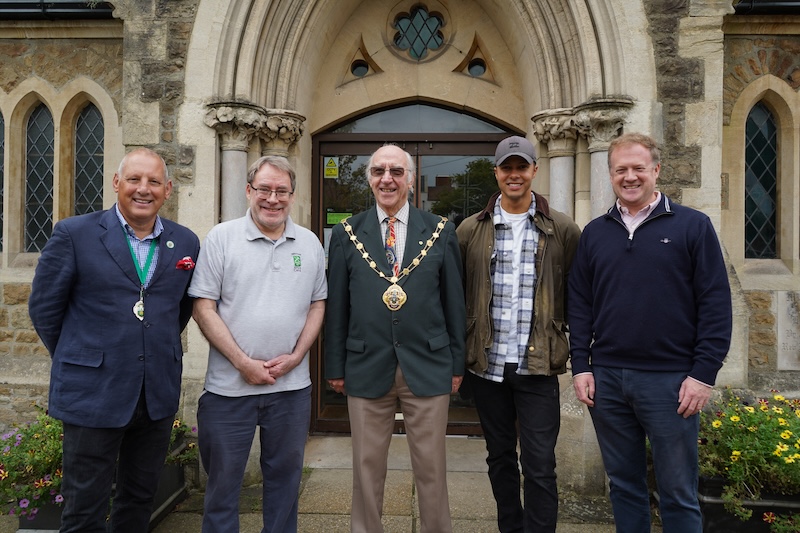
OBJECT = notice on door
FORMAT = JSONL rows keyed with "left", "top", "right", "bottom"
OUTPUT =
{"left": 324, "top": 157, "right": 339, "bottom": 178}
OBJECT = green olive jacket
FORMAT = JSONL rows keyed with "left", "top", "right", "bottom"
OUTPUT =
{"left": 456, "top": 190, "right": 581, "bottom": 376}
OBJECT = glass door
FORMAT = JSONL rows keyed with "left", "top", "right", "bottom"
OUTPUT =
{"left": 310, "top": 104, "right": 512, "bottom": 435}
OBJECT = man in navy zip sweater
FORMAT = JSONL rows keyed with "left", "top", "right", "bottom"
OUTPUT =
{"left": 568, "top": 133, "right": 732, "bottom": 533}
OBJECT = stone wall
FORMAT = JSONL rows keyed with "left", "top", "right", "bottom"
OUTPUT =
{"left": 0, "top": 39, "right": 122, "bottom": 99}
{"left": 114, "top": 0, "right": 201, "bottom": 222}
{"left": 746, "top": 291, "right": 800, "bottom": 393}
{"left": 722, "top": 22, "right": 800, "bottom": 394}
{"left": 0, "top": 284, "right": 49, "bottom": 433}
{"left": 643, "top": 0, "right": 704, "bottom": 201}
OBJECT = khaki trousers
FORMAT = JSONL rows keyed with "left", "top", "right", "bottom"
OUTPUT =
{"left": 347, "top": 365, "right": 452, "bottom": 533}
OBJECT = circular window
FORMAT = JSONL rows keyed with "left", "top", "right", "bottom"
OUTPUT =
{"left": 350, "top": 60, "right": 369, "bottom": 78}
{"left": 467, "top": 58, "right": 486, "bottom": 77}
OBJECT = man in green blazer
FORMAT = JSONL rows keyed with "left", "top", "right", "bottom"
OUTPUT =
{"left": 325, "top": 144, "right": 466, "bottom": 533}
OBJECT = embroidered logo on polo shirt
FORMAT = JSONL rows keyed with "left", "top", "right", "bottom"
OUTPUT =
{"left": 292, "top": 253, "right": 302, "bottom": 271}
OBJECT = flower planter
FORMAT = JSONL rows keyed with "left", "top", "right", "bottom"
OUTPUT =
{"left": 17, "top": 444, "right": 188, "bottom": 532}
{"left": 698, "top": 477, "right": 800, "bottom": 533}
{"left": 148, "top": 446, "right": 189, "bottom": 531}
{"left": 15, "top": 498, "right": 62, "bottom": 531}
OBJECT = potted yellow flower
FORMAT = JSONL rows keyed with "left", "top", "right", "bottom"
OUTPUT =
{"left": 698, "top": 387, "right": 800, "bottom": 532}
{"left": 1, "top": 409, "right": 197, "bottom": 529}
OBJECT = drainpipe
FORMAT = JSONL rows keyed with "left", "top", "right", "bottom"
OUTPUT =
{"left": 734, "top": 0, "right": 800, "bottom": 14}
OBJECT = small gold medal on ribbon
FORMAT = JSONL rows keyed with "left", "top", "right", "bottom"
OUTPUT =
{"left": 133, "top": 300, "right": 145, "bottom": 321}
{"left": 382, "top": 283, "right": 407, "bottom": 311}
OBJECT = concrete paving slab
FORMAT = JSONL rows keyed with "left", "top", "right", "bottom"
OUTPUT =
{"left": 451, "top": 518, "right": 503, "bottom": 532}
{"left": 303, "top": 435, "right": 353, "bottom": 469}
{"left": 304, "top": 434, "right": 490, "bottom": 473}
{"left": 298, "top": 468, "right": 352, "bottom": 515}
{"left": 0, "top": 516, "right": 15, "bottom": 533}
{"left": 446, "top": 471, "right": 496, "bottom": 520}
{"left": 298, "top": 468, "right": 413, "bottom": 517}
{"left": 379, "top": 470, "right": 414, "bottom": 516}
{"left": 444, "top": 435, "right": 490, "bottom": 473}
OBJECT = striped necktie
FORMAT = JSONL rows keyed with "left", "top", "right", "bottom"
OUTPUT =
{"left": 385, "top": 216, "right": 399, "bottom": 277}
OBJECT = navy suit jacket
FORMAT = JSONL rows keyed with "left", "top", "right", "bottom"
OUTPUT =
{"left": 324, "top": 205, "right": 466, "bottom": 398}
{"left": 29, "top": 207, "right": 200, "bottom": 428}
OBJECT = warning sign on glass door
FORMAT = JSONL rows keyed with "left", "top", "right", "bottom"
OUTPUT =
{"left": 324, "top": 157, "right": 339, "bottom": 178}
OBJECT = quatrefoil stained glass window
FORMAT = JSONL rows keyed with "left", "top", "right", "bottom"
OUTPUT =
{"left": 393, "top": 6, "right": 443, "bottom": 60}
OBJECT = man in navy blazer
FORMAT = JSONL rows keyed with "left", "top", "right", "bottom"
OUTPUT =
{"left": 29, "top": 148, "right": 200, "bottom": 533}
{"left": 325, "top": 144, "right": 466, "bottom": 533}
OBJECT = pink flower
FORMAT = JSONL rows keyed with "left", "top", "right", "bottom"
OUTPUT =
{"left": 175, "top": 256, "right": 195, "bottom": 270}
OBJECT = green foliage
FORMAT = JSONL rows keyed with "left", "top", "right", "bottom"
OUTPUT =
{"left": 0, "top": 410, "right": 198, "bottom": 519}
{"left": 430, "top": 158, "right": 496, "bottom": 218}
{"left": 0, "top": 408, "right": 63, "bottom": 519}
{"left": 165, "top": 419, "right": 198, "bottom": 466}
{"left": 699, "top": 387, "right": 800, "bottom": 529}
{"left": 763, "top": 511, "right": 800, "bottom": 532}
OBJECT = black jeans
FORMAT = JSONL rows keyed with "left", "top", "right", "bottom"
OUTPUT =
{"left": 60, "top": 392, "right": 173, "bottom": 533}
{"left": 469, "top": 365, "right": 560, "bottom": 533}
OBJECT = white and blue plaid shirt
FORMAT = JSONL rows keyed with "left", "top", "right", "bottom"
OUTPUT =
{"left": 479, "top": 194, "right": 539, "bottom": 382}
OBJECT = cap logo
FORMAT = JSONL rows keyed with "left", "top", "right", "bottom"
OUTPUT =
{"left": 508, "top": 141, "right": 520, "bottom": 149}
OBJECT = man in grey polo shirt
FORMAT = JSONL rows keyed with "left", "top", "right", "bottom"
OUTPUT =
{"left": 190, "top": 155, "right": 327, "bottom": 533}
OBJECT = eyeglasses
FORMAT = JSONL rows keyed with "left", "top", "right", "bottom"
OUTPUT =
{"left": 249, "top": 185, "right": 293, "bottom": 199}
{"left": 369, "top": 166, "right": 406, "bottom": 178}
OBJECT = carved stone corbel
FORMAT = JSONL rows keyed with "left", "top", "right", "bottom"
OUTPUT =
{"left": 531, "top": 108, "right": 579, "bottom": 157}
{"left": 204, "top": 101, "right": 268, "bottom": 151}
{"left": 574, "top": 98, "right": 635, "bottom": 152}
{"left": 258, "top": 110, "right": 306, "bottom": 156}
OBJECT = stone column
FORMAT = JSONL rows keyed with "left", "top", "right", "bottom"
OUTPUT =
{"left": 532, "top": 109, "right": 578, "bottom": 218}
{"left": 258, "top": 110, "right": 306, "bottom": 157}
{"left": 204, "top": 102, "right": 268, "bottom": 220}
{"left": 575, "top": 98, "right": 634, "bottom": 219}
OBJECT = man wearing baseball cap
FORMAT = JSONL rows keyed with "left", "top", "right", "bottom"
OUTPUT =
{"left": 457, "top": 135, "right": 581, "bottom": 532}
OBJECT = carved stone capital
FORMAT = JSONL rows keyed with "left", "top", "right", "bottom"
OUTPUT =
{"left": 258, "top": 110, "right": 306, "bottom": 156}
{"left": 574, "top": 97, "right": 635, "bottom": 152}
{"left": 531, "top": 108, "right": 578, "bottom": 157}
{"left": 204, "top": 101, "right": 268, "bottom": 151}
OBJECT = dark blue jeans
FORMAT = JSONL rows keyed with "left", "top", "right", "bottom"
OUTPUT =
{"left": 590, "top": 367, "right": 702, "bottom": 533}
{"left": 469, "top": 366, "right": 560, "bottom": 533}
{"left": 198, "top": 387, "right": 311, "bottom": 533}
{"left": 60, "top": 393, "right": 173, "bottom": 533}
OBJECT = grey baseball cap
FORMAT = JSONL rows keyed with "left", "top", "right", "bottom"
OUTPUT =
{"left": 495, "top": 136, "right": 537, "bottom": 165}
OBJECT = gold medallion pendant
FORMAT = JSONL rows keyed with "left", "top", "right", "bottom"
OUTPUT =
{"left": 382, "top": 283, "right": 407, "bottom": 311}
{"left": 342, "top": 216, "right": 447, "bottom": 313}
